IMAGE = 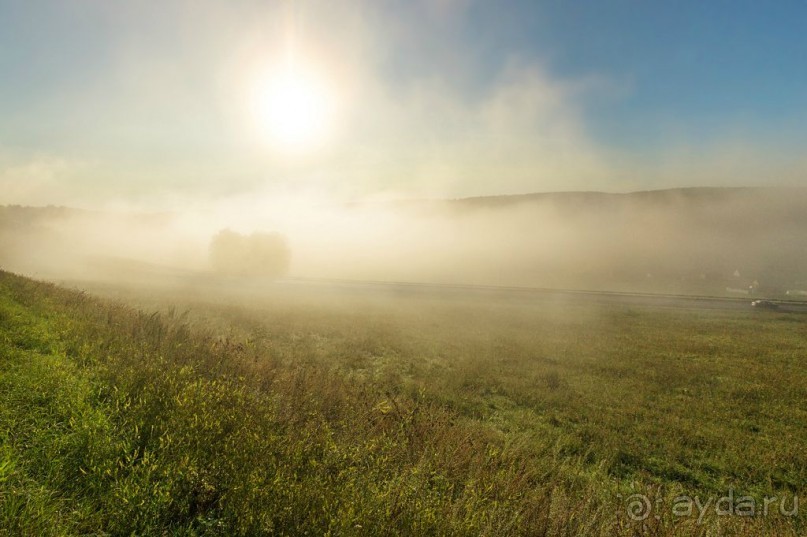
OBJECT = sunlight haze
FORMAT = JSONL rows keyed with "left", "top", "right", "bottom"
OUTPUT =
{"left": 1, "top": 1, "right": 805, "bottom": 207}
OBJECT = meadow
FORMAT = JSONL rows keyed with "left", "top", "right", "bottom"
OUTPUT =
{"left": 0, "top": 270, "right": 804, "bottom": 535}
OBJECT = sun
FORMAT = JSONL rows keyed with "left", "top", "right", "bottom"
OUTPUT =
{"left": 254, "top": 66, "right": 333, "bottom": 151}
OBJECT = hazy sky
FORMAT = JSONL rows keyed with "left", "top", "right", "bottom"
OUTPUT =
{"left": 1, "top": 0, "right": 806, "bottom": 207}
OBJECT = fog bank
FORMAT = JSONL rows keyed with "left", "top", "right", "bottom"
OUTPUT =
{"left": 2, "top": 187, "right": 806, "bottom": 297}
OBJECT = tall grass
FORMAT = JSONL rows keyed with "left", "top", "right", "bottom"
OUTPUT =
{"left": 0, "top": 271, "right": 803, "bottom": 535}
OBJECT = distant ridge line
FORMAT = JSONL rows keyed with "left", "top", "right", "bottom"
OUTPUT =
{"left": 450, "top": 186, "right": 803, "bottom": 204}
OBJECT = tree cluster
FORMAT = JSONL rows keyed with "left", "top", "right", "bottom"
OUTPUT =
{"left": 209, "top": 229, "right": 290, "bottom": 278}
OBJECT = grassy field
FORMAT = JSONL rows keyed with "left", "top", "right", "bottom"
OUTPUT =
{"left": 0, "top": 271, "right": 804, "bottom": 535}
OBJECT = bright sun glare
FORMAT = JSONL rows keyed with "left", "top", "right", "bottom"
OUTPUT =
{"left": 255, "top": 66, "right": 332, "bottom": 151}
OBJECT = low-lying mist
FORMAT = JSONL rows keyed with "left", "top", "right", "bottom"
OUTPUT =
{"left": 2, "top": 187, "right": 807, "bottom": 297}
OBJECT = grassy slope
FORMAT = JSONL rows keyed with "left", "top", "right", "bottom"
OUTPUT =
{"left": 0, "top": 271, "right": 804, "bottom": 535}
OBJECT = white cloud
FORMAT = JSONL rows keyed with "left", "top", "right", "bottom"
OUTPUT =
{"left": 314, "top": 62, "right": 614, "bottom": 197}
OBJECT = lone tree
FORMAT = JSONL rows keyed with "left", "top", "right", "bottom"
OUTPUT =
{"left": 209, "top": 229, "right": 291, "bottom": 278}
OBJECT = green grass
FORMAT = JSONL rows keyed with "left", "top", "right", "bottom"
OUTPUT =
{"left": 0, "top": 271, "right": 804, "bottom": 535}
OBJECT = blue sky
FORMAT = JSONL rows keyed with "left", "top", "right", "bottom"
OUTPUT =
{"left": 383, "top": 1, "right": 807, "bottom": 143}
{"left": 1, "top": 0, "right": 806, "bottom": 206}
